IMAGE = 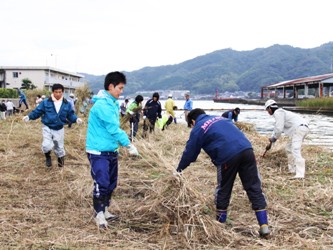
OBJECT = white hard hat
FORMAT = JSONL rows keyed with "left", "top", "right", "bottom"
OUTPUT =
{"left": 168, "top": 94, "right": 173, "bottom": 98}
{"left": 264, "top": 99, "right": 277, "bottom": 109}
{"left": 69, "top": 93, "right": 75, "bottom": 97}
{"left": 41, "top": 95, "right": 46, "bottom": 99}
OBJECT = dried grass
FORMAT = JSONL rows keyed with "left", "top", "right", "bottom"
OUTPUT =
{"left": 0, "top": 115, "right": 333, "bottom": 249}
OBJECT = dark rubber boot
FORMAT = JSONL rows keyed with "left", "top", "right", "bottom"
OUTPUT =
{"left": 216, "top": 209, "right": 227, "bottom": 223}
{"left": 58, "top": 157, "right": 64, "bottom": 168}
{"left": 45, "top": 152, "right": 52, "bottom": 167}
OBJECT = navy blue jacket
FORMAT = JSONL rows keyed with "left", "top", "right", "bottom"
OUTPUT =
{"left": 177, "top": 114, "right": 252, "bottom": 171}
{"left": 222, "top": 110, "right": 238, "bottom": 122}
{"left": 28, "top": 97, "right": 77, "bottom": 130}
{"left": 144, "top": 99, "right": 162, "bottom": 120}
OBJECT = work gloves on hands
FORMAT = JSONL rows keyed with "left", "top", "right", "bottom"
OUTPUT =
{"left": 22, "top": 116, "right": 29, "bottom": 122}
{"left": 265, "top": 142, "right": 272, "bottom": 151}
{"left": 127, "top": 144, "right": 139, "bottom": 156}
{"left": 266, "top": 137, "right": 276, "bottom": 151}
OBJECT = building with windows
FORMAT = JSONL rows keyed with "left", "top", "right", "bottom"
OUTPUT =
{"left": 0, "top": 66, "right": 85, "bottom": 96}
{"left": 261, "top": 73, "right": 333, "bottom": 99}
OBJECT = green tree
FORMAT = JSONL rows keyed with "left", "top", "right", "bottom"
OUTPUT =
{"left": 20, "top": 78, "right": 37, "bottom": 90}
{"left": 0, "top": 88, "right": 19, "bottom": 98}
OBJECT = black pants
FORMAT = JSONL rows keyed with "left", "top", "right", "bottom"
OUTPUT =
{"left": 215, "top": 149, "right": 267, "bottom": 210}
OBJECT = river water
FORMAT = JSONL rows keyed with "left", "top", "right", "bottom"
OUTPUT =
{"left": 157, "top": 99, "right": 333, "bottom": 151}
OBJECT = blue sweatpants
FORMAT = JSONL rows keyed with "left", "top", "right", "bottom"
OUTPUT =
{"left": 87, "top": 152, "right": 118, "bottom": 213}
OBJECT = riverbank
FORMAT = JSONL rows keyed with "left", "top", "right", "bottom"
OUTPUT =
{"left": 213, "top": 97, "right": 296, "bottom": 106}
{"left": 284, "top": 106, "right": 333, "bottom": 116}
{"left": 1, "top": 115, "right": 332, "bottom": 249}
{"left": 212, "top": 97, "right": 333, "bottom": 116}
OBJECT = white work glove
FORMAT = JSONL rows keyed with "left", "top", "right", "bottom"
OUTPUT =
{"left": 76, "top": 118, "right": 82, "bottom": 124}
{"left": 129, "top": 111, "right": 134, "bottom": 115}
{"left": 143, "top": 116, "right": 147, "bottom": 120}
{"left": 22, "top": 116, "right": 29, "bottom": 122}
{"left": 127, "top": 144, "right": 139, "bottom": 156}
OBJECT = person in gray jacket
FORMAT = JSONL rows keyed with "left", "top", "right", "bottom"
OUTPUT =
{"left": 23, "top": 84, "right": 82, "bottom": 168}
{"left": 264, "top": 99, "right": 309, "bottom": 178}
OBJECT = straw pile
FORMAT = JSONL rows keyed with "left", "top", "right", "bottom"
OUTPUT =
{"left": 0, "top": 115, "right": 332, "bottom": 249}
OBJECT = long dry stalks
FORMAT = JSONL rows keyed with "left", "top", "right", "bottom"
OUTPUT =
{"left": 0, "top": 115, "right": 332, "bottom": 249}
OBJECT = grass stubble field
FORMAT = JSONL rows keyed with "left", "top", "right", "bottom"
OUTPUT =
{"left": 0, "top": 113, "right": 333, "bottom": 249}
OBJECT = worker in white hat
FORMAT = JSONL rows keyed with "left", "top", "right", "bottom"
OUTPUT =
{"left": 264, "top": 99, "right": 309, "bottom": 179}
{"left": 164, "top": 94, "right": 177, "bottom": 125}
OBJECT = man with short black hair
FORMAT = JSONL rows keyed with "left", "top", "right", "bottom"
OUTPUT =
{"left": 126, "top": 95, "right": 144, "bottom": 140}
{"left": 176, "top": 108, "right": 270, "bottom": 238}
{"left": 86, "top": 71, "right": 139, "bottom": 228}
{"left": 23, "top": 84, "right": 82, "bottom": 168}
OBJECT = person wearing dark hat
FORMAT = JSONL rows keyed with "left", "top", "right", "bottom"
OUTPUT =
{"left": 165, "top": 94, "right": 177, "bottom": 124}
{"left": 176, "top": 108, "right": 270, "bottom": 238}
{"left": 126, "top": 95, "right": 144, "bottom": 140}
{"left": 143, "top": 92, "right": 162, "bottom": 133}
{"left": 221, "top": 107, "right": 240, "bottom": 122}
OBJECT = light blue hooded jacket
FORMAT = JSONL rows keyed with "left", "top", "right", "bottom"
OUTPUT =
{"left": 86, "top": 90, "right": 130, "bottom": 152}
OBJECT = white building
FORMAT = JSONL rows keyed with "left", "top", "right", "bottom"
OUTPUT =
{"left": 0, "top": 66, "right": 85, "bottom": 95}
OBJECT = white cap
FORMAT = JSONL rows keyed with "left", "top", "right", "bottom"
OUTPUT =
{"left": 264, "top": 99, "right": 277, "bottom": 109}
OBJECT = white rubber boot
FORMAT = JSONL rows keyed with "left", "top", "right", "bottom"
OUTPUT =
{"left": 293, "top": 158, "right": 305, "bottom": 178}
{"left": 95, "top": 211, "right": 108, "bottom": 228}
{"left": 287, "top": 154, "right": 295, "bottom": 173}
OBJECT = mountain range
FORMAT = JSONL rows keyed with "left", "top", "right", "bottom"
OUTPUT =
{"left": 81, "top": 42, "right": 333, "bottom": 96}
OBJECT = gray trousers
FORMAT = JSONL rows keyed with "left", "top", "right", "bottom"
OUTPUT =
{"left": 42, "top": 125, "right": 65, "bottom": 157}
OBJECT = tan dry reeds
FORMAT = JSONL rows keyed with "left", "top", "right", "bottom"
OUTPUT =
{"left": 1, "top": 115, "right": 333, "bottom": 249}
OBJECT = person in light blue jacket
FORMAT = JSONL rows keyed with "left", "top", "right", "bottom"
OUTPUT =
{"left": 86, "top": 71, "right": 139, "bottom": 229}
{"left": 17, "top": 89, "right": 29, "bottom": 109}
{"left": 183, "top": 93, "right": 193, "bottom": 127}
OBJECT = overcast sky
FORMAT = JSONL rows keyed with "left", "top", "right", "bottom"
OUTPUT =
{"left": 1, "top": 0, "right": 332, "bottom": 75}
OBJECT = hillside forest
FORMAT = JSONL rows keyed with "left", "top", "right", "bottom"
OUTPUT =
{"left": 82, "top": 42, "right": 333, "bottom": 96}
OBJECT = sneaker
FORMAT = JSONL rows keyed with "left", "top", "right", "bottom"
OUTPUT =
{"left": 259, "top": 224, "right": 270, "bottom": 239}
{"left": 104, "top": 210, "right": 119, "bottom": 221}
{"left": 95, "top": 211, "right": 108, "bottom": 228}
